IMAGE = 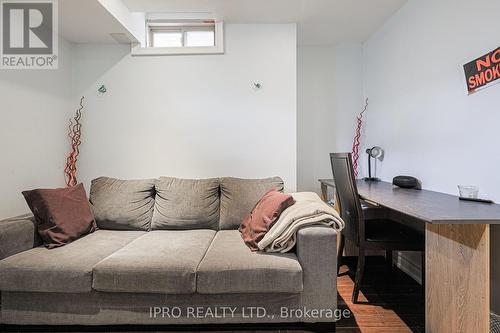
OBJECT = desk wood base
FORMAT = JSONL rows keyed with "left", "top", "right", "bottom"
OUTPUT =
{"left": 426, "top": 223, "right": 490, "bottom": 333}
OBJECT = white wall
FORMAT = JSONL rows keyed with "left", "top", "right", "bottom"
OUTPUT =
{"left": 332, "top": 44, "right": 364, "bottom": 155}
{"left": 0, "top": 38, "right": 73, "bottom": 218}
{"left": 72, "top": 24, "right": 297, "bottom": 191}
{"left": 297, "top": 44, "right": 363, "bottom": 193}
{"left": 363, "top": 0, "right": 500, "bottom": 198}
{"left": 297, "top": 45, "right": 335, "bottom": 192}
{"left": 363, "top": 0, "right": 500, "bottom": 308}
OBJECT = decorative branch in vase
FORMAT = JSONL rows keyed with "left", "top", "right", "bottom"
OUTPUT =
{"left": 64, "top": 96, "right": 85, "bottom": 187}
{"left": 352, "top": 98, "right": 368, "bottom": 177}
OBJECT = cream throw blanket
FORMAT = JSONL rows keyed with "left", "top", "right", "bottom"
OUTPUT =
{"left": 257, "top": 192, "right": 345, "bottom": 253}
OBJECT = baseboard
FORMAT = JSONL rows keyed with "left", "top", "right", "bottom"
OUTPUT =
{"left": 394, "top": 251, "right": 422, "bottom": 285}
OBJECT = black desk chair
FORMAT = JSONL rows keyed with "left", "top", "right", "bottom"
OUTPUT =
{"left": 330, "top": 152, "right": 424, "bottom": 304}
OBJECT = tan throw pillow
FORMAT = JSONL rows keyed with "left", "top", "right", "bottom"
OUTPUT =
{"left": 239, "top": 189, "right": 295, "bottom": 251}
{"left": 22, "top": 183, "right": 97, "bottom": 249}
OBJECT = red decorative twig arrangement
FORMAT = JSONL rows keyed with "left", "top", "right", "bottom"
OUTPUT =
{"left": 64, "top": 96, "right": 85, "bottom": 187}
{"left": 352, "top": 98, "right": 368, "bottom": 177}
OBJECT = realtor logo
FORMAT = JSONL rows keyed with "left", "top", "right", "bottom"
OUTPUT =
{"left": 1, "top": 0, "right": 58, "bottom": 69}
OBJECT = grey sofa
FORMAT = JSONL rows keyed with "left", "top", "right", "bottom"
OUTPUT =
{"left": 0, "top": 177, "right": 338, "bottom": 331}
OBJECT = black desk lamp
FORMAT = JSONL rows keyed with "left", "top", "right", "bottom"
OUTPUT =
{"left": 364, "top": 146, "right": 384, "bottom": 181}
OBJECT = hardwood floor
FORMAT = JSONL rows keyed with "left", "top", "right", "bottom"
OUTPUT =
{"left": 335, "top": 256, "right": 424, "bottom": 333}
{"left": 3, "top": 256, "right": 424, "bottom": 333}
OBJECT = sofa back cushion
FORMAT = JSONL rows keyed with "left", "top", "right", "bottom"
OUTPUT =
{"left": 152, "top": 177, "right": 220, "bottom": 230}
{"left": 89, "top": 177, "right": 155, "bottom": 231}
{"left": 219, "top": 177, "right": 284, "bottom": 230}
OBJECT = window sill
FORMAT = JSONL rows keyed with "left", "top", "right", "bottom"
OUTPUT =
{"left": 131, "top": 45, "right": 224, "bottom": 56}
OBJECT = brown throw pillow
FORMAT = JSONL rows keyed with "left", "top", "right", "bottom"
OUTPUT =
{"left": 22, "top": 183, "right": 97, "bottom": 249}
{"left": 239, "top": 189, "right": 295, "bottom": 251}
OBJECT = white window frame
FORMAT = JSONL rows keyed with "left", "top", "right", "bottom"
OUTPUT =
{"left": 148, "top": 24, "right": 215, "bottom": 48}
{"left": 132, "top": 21, "right": 224, "bottom": 56}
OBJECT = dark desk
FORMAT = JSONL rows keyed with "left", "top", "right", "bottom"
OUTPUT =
{"left": 355, "top": 180, "right": 498, "bottom": 333}
{"left": 357, "top": 180, "right": 500, "bottom": 224}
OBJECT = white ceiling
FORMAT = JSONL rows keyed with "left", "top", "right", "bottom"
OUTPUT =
{"left": 59, "top": 0, "right": 138, "bottom": 44}
{"left": 122, "top": 0, "right": 407, "bottom": 45}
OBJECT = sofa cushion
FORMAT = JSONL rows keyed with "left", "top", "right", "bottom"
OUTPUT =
{"left": 0, "top": 230, "right": 145, "bottom": 293}
{"left": 93, "top": 230, "right": 216, "bottom": 294}
{"left": 152, "top": 177, "right": 219, "bottom": 230}
{"left": 219, "top": 177, "right": 284, "bottom": 230}
{"left": 90, "top": 177, "right": 155, "bottom": 230}
{"left": 197, "top": 230, "right": 303, "bottom": 294}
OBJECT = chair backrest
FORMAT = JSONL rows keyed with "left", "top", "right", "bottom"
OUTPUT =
{"left": 330, "top": 152, "right": 364, "bottom": 246}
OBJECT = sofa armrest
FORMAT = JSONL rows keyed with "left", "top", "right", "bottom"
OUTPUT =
{"left": 296, "top": 226, "right": 338, "bottom": 317}
{"left": 0, "top": 214, "right": 39, "bottom": 260}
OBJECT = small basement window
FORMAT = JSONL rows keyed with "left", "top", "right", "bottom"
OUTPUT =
{"left": 148, "top": 22, "right": 215, "bottom": 48}
{"left": 133, "top": 19, "right": 224, "bottom": 56}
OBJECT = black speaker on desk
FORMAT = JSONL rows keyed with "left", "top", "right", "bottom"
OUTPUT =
{"left": 392, "top": 176, "right": 421, "bottom": 189}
